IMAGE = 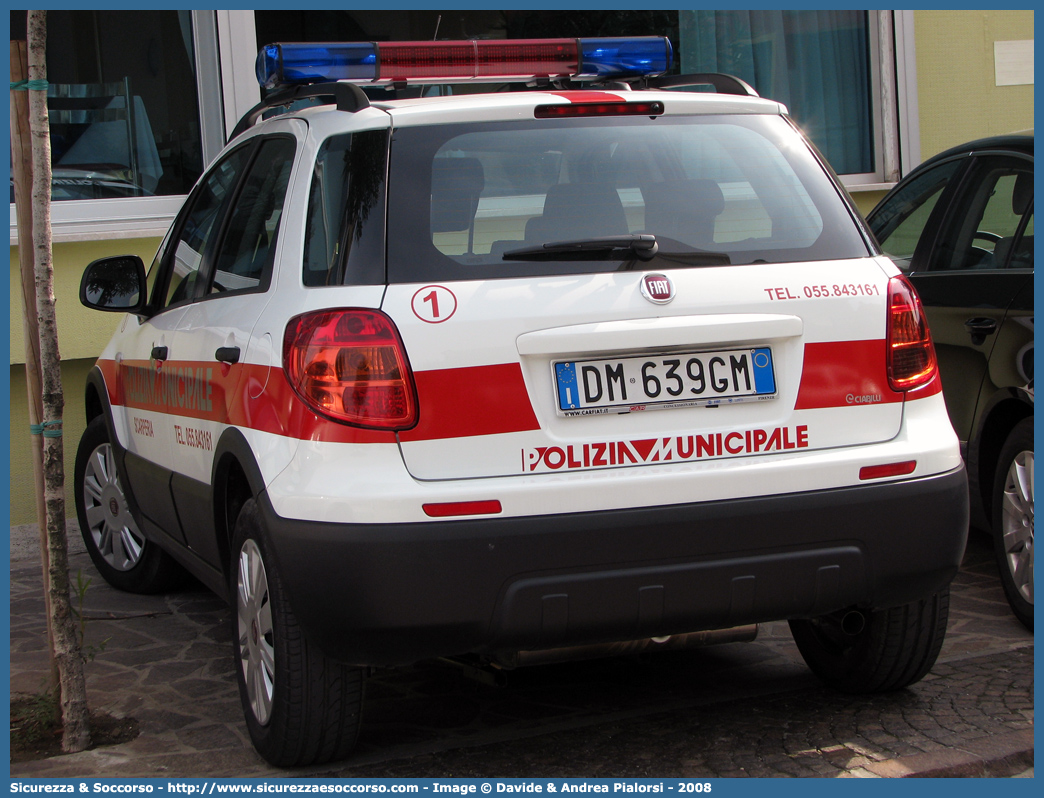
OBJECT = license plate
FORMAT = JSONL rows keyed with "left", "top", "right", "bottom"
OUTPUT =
{"left": 554, "top": 347, "right": 776, "bottom": 415}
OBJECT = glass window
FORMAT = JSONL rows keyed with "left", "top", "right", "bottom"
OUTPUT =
{"left": 870, "top": 158, "right": 962, "bottom": 271}
{"left": 10, "top": 10, "right": 205, "bottom": 202}
{"left": 158, "top": 146, "right": 252, "bottom": 309}
{"left": 677, "top": 10, "right": 875, "bottom": 177}
{"left": 1006, "top": 211, "right": 1033, "bottom": 271}
{"left": 208, "top": 137, "right": 296, "bottom": 295}
{"left": 931, "top": 160, "right": 1033, "bottom": 272}
{"left": 303, "top": 130, "right": 388, "bottom": 287}
{"left": 385, "top": 114, "right": 868, "bottom": 284}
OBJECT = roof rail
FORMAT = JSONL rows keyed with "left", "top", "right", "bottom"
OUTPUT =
{"left": 229, "top": 82, "right": 370, "bottom": 141}
{"left": 640, "top": 73, "right": 758, "bottom": 97}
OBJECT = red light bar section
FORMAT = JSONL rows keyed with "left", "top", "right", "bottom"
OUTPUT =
{"left": 380, "top": 39, "right": 579, "bottom": 82}
{"left": 859, "top": 461, "right": 917, "bottom": 481}
{"left": 535, "top": 100, "right": 665, "bottom": 119}
{"left": 422, "top": 500, "right": 503, "bottom": 518}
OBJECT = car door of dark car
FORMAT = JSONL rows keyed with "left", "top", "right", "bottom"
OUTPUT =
{"left": 905, "top": 154, "right": 1033, "bottom": 444}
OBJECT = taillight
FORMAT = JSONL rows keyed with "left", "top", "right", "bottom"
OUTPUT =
{"left": 886, "top": 275, "right": 937, "bottom": 392}
{"left": 283, "top": 309, "right": 418, "bottom": 430}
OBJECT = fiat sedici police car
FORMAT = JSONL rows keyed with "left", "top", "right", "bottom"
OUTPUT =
{"left": 75, "top": 37, "right": 969, "bottom": 766}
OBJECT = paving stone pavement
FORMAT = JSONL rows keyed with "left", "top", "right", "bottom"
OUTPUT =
{"left": 9, "top": 522, "right": 1033, "bottom": 779}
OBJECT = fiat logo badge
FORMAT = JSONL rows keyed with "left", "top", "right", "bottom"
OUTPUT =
{"left": 641, "top": 273, "right": 674, "bottom": 304}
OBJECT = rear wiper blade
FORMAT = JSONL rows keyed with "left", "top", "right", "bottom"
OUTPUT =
{"left": 502, "top": 234, "right": 659, "bottom": 262}
{"left": 501, "top": 234, "right": 732, "bottom": 266}
{"left": 650, "top": 250, "right": 731, "bottom": 267}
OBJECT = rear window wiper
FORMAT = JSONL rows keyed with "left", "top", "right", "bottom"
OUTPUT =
{"left": 502, "top": 235, "right": 660, "bottom": 262}
{"left": 501, "top": 234, "right": 731, "bottom": 266}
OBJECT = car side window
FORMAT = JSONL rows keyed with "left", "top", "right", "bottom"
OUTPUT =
{"left": 930, "top": 159, "right": 1033, "bottom": 272}
{"left": 1004, "top": 209, "right": 1033, "bottom": 270}
{"left": 871, "top": 159, "right": 962, "bottom": 272}
{"left": 157, "top": 145, "right": 253, "bottom": 309}
{"left": 303, "top": 129, "right": 388, "bottom": 287}
{"left": 207, "top": 137, "right": 297, "bottom": 296}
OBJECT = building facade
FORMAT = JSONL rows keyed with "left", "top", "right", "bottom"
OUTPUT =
{"left": 8, "top": 9, "right": 1035, "bottom": 523}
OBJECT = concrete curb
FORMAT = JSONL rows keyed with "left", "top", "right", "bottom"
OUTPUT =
{"left": 850, "top": 729, "right": 1034, "bottom": 778}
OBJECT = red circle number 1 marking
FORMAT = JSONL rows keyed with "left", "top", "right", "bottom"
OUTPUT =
{"left": 411, "top": 285, "right": 457, "bottom": 324}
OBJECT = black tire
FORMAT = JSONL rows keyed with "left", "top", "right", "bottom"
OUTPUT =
{"left": 73, "top": 415, "right": 185, "bottom": 593}
{"left": 231, "top": 498, "right": 364, "bottom": 767}
{"left": 991, "top": 417, "right": 1033, "bottom": 631}
{"left": 789, "top": 588, "right": 949, "bottom": 693}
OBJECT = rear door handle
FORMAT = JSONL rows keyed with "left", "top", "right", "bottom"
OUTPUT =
{"left": 151, "top": 345, "right": 168, "bottom": 361}
{"left": 964, "top": 317, "right": 998, "bottom": 346}
{"left": 215, "top": 346, "right": 241, "bottom": 364}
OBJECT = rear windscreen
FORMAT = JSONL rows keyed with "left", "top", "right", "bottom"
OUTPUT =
{"left": 383, "top": 114, "right": 869, "bottom": 283}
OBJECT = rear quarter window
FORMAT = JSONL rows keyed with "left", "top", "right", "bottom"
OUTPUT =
{"left": 303, "top": 129, "right": 388, "bottom": 286}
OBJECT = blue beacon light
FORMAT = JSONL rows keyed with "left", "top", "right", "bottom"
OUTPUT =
{"left": 257, "top": 42, "right": 378, "bottom": 89}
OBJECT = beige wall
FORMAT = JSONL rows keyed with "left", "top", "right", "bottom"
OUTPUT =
{"left": 914, "top": 10, "right": 1034, "bottom": 162}
{"left": 850, "top": 189, "right": 889, "bottom": 219}
{"left": 9, "top": 237, "right": 160, "bottom": 525}
{"left": 10, "top": 237, "right": 161, "bottom": 365}
{"left": 9, "top": 358, "right": 95, "bottom": 526}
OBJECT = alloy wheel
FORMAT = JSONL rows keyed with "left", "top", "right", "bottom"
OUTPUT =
{"left": 1000, "top": 449, "right": 1034, "bottom": 604}
{"left": 81, "top": 442, "right": 145, "bottom": 571}
{"left": 237, "top": 539, "right": 275, "bottom": 725}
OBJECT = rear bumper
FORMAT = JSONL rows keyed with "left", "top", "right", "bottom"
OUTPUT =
{"left": 260, "top": 465, "right": 968, "bottom": 666}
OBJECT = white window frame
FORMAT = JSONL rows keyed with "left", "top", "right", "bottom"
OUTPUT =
{"left": 9, "top": 10, "right": 259, "bottom": 245}
{"left": 841, "top": 10, "right": 920, "bottom": 195}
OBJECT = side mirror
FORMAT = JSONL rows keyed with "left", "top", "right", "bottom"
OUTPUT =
{"left": 79, "top": 255, "right": 147, "bottom": 313}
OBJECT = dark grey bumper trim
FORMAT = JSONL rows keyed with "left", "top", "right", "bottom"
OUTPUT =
{"left": 259, "top": 466, "right": 969, "bottom": 666}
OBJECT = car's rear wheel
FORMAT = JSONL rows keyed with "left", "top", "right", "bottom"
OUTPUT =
{"left": 992, "top": 418, "right": 1033, "bottom": 631}
{"left": 231, "top": 498, "right": 364, "bottom": 767}
{"left": 789, "top": 588, "right": 949, "bottom": 693}
{"left": 74, "top": 415, "right": 185, "bottom": 593}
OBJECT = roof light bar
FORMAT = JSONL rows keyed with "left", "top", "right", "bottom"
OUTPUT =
{"left": 256, "top": 37, "right": 672, "bottom": 89}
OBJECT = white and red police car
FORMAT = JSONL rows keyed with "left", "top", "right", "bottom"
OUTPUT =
{"left": 75, "top": 37, "right": 969, "bottom": 766}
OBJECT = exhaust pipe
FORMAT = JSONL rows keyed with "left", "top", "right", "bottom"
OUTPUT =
{"left": 493, "top": 625, "right": 758, "bottom": 669}
{"left": 841, "top": 610, "right": 867, "bottom": 636}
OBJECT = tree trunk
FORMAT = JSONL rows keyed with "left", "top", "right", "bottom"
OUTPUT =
{"left": 26, "top": 8, "right": 92, "bottom": 754}
{"left": 10, "top": 38, "right": 58, "bottom": 694}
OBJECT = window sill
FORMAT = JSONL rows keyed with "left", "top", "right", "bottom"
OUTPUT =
{"left": 844, "top": 182, "right": 897, "bottom": 193}
{"left": 10, "top": 195, "right": 182, "bottom": 246}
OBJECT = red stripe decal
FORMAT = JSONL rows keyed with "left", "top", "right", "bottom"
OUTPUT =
{"left": 795, "top": 340, "right": 903, "bottom": 410}
{"left": 98, "top": 358, "right": 394, "bottom": 444}
{"left": 400, "top": 363, "right": 540, "bottom": 442}
{"left": 97, "top": 358, "right": 539, "bottom": 444}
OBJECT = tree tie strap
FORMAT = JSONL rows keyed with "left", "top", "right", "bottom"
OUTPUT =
{"left": 10, "top": 79, "right": 49, "bottom": 91}
{"left": 30, "top": 420, "right": 63, "bottom": 438}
